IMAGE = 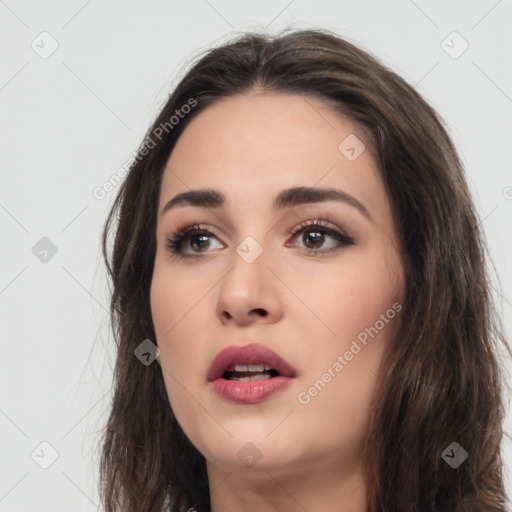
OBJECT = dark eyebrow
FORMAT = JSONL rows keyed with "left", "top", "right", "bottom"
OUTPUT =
{"left": 161, "top": 186, "right": 372, "bottom": 222}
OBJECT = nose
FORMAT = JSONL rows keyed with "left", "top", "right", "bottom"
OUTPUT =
{"left": 215, "top": 243, "right": 284, "bottom": 327}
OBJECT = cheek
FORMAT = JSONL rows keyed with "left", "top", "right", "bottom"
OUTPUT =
{"left": 290, "top": 246, "right": 402, "bottom": 422}
{"left": 150, "top": 261, "right": 212, "bottom": 395}
{"left": 290, "top": 249, "right": 402, "bottom": 342}
{"left": 294, "top": 293, "right": 396, "bottom": 450}
{"left": 150, "top": 270, "right": 215, "bottom": 456}
{"left": 150, "top": 267, "right": 192, "bottom": 383}
{"left": 150, "top": 257, "right": 214, "bottom": 343}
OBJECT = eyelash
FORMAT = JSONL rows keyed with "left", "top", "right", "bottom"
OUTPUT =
{"left": 165, "top": 218, "right": 355, "bottom": 259}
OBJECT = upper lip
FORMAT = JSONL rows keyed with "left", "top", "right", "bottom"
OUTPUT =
{"left": 207, "top": 343, "right": 297, "bottom": 381}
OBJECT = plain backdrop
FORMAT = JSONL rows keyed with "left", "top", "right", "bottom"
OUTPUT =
{"left": 1, "top": 1, "right": 511, "bottom": 510}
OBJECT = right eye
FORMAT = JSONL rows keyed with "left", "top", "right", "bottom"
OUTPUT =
{"left": 165, "top": 223, "right": 224, "bottom": 258}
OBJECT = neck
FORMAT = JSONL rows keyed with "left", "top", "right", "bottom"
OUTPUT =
{"left": 206, "top": 453, "right": 368, "bottom": 512}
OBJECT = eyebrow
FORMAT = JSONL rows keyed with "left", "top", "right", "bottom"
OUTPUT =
{"left": 160, "top": 186, "right": 372, "bottom": 222}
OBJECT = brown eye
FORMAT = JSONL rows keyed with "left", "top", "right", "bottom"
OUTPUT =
{"left": 302, "top": 230, "right": 324, "bottom": 249}
{"left": 189, "top": 234, "right": 211, "bottom": 252}
{"left": 166, "top": 224, "right": 224, "bottom": 258}
{"left": 288, "top": 220, "right": 354, "bottom": 256}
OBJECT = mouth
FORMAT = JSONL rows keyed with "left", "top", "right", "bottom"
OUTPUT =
{"left": 207, "top": 343, "right": 297, "bottom": 404}
{"left": 221, "top": 363, "right": 281, "bottom": 382}
{"left": 207, "top": 343, "right": 297, "bottom": 382}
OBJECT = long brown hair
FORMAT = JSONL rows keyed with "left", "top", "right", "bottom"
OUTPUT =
{"left": 99, "top": 28, "right": 511, "bottom": 512}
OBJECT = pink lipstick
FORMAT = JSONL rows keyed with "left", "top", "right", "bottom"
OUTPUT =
{"left": 207, "top": 343, "right": 296, "bottom": 404}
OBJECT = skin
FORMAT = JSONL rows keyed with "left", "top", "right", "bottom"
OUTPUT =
{"left": 150, "top": 93, "right": 405, "bottom": 512}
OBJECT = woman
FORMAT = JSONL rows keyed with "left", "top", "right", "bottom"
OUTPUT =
{"left": 99, "top": 28, "right": 510, "bottom": 512}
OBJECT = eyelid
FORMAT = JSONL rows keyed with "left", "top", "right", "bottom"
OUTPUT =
{"left": 289, "top": 218, "right": 349, "bottom": 238}
{"left": 165, "top": 223, "right": 225, "bottom": 256}
{"left": 286, "top": 218, "right": 355, "bottom": 255}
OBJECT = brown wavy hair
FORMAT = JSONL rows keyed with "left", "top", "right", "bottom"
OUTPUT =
{"left": 99, "top": 28, "right": 511, "bottom": 512}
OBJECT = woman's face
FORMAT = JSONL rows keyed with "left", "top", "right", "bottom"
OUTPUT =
{"left": 150, "top": 93, "right": 405, "bottom": 481}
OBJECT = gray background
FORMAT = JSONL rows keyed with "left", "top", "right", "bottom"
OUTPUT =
{"left": 1, "top": 1, "right": 511, "bottom": 510}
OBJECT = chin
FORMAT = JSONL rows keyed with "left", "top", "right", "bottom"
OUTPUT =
{"left": 204, "top": 440, "right": 297, "bottom": 473}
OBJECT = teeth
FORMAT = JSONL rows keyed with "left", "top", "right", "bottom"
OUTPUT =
{"left": 233, "top": 363, "right": 270, "bottom": 372}
{"left": 232, "top": 375, "right": 250, "bottom": 382}
{"left": 251, "top": 373, "right": 271, "bottom": 380}
{"left": 229, "top": 373, "right": 272, "bottom": 382}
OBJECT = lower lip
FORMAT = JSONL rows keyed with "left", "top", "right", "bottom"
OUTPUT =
{"left": 210, "top": 376, "right": 294, "bottom": 404}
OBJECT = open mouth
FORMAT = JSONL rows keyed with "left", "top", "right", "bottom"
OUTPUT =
{"left": 222, "top": 364, "right": 281, "bottom": 381}
{"left": 207, "top": 343, "right": 296, "bottom": 404}
{"left": 207, "top": 343, "right": 296, "bottom": 383}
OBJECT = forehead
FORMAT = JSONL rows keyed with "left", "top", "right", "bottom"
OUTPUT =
{"left": 160, "top": 93, "right": 384, "bottom": 216}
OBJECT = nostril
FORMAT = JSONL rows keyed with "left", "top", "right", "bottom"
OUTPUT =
{"left": 251, "top": 308, "right": 267, "bottom": 317}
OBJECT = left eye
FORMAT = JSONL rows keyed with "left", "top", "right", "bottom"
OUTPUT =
{"left": 165, "top": 224, "right": 223, "bottom": 257}
{"left": 287, "top": 221, "right": 354, "bottom": 255}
